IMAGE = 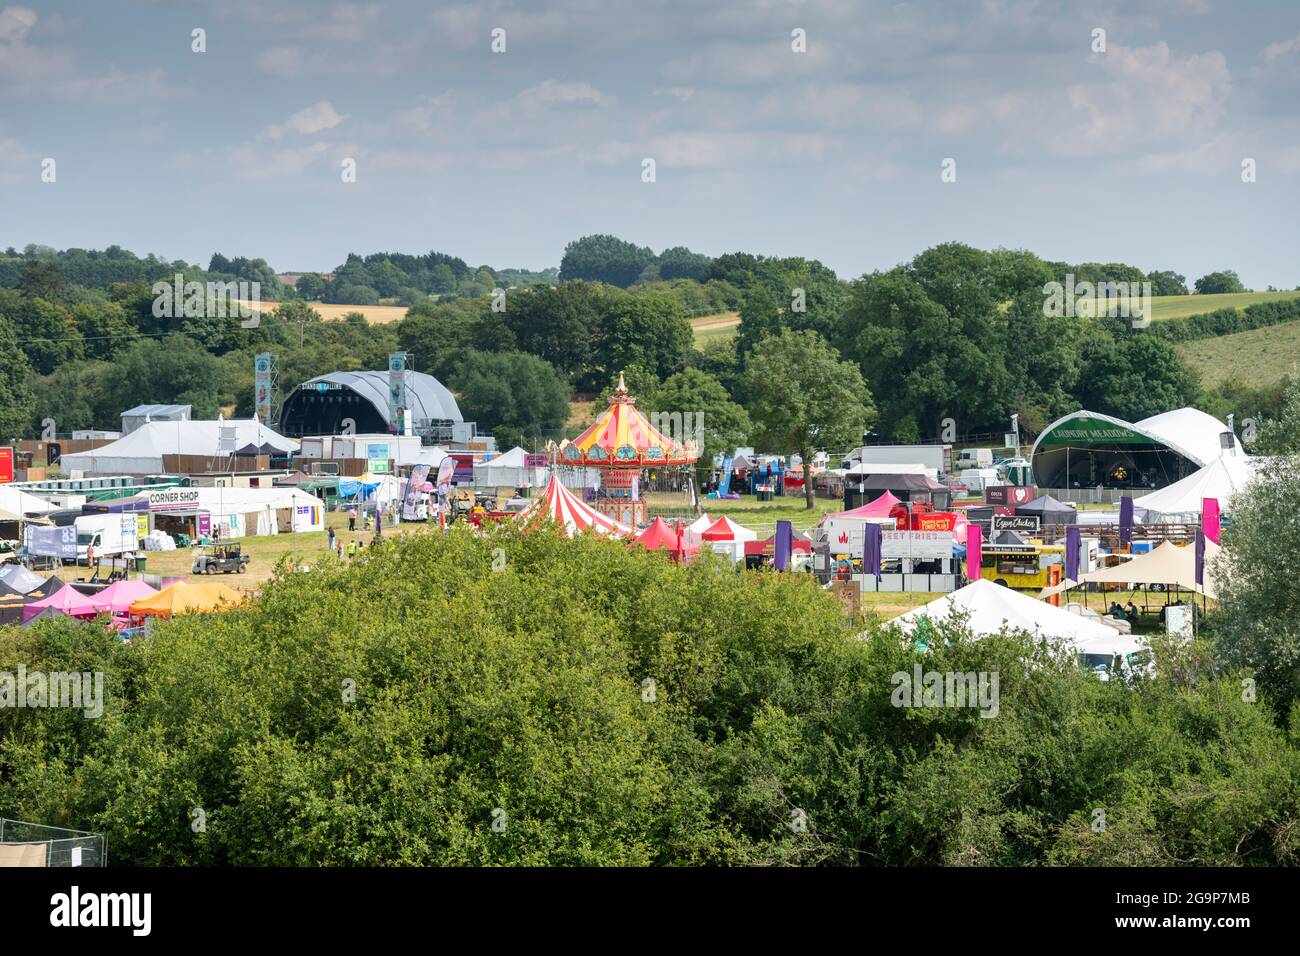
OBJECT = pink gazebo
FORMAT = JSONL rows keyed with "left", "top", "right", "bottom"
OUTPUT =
{"left": 90, "top": 579, "right": 159, "bottom": 616}
{"left": 827, "top": 491, "right": 901, "bottom": 521}
{"left": 22, "top": 584, "right": 103, "bottom": 622}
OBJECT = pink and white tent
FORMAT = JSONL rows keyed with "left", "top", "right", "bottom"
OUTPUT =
{"left": 89, "top": 579, "right": 159, "bottom": 615}
{"left": 518, "top": 476, "right": 631, "bottom": 538}
{"left": 22, "top": 584, "right": 103, "bottom": 622}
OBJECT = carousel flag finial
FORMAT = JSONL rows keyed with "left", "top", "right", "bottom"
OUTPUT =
{"left": 616, "top": 370, "right": 627, "bottom": 394}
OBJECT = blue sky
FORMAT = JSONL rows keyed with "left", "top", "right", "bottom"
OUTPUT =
{"left": 1, "top": 0, "right": 1297, "bottom": 287}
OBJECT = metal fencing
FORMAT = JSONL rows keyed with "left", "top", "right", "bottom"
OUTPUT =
{"left": 0, "top": 818, "right": 106, "bottom": 867}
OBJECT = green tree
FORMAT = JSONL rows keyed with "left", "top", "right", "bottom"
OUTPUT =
{"left": 294, "top": 273, "right": 327, "bottom": 301}
{"left": 1147, "top": 270, "right": 1189, "bottom": 296}
{"left": 597, "top": 293, "right": 693, "bottom": 381}
{"left": 734, "top": 285, "right": 780, "bottom": 359}
{"left": 1216, "top": 453, "right": 1300, "bottom": 719}
{"left": 651, "top": 368, "right": 751, "bottom": 480}
{"left": 656, "top": 246, "right": 712, "bottom": 282}
{"left": 559, "top": 235, "right": 655, "bottom": 287}
{"left": 452, "top": 351, "right": 570, "bottom": 444}
{"left": 1195, "top": 270, "right": 1247, "bottom": 295}
{"left": 100, "top": 336, "right": 221, "bottom": 420}
{"left": 744, "top": 329, "right": 874, "bottom": 508}
{"left": 0, "top": 316, "right": 36, "bottom": 441}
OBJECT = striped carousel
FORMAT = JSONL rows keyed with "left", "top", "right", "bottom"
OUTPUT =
{"left": 557, "top": 372, "right": 700, "bottom": 527}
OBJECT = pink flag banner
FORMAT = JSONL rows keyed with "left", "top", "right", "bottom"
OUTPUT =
{"left": 966, "top": 524, "right": 983, "bottom": 582}
{"left": 1202, "top": 498, "right": 1221, "bottom": 544}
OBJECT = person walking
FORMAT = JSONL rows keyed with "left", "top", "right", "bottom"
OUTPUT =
{"left": 328, "top": 527, "right": 336, "bottom": 552}
{"left": 348, "top": 506, "right": 358, "bottom": 532}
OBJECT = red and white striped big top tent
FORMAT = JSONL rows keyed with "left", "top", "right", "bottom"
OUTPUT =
{"left": 517, "top": 475, "right": 632, "bottom": 538}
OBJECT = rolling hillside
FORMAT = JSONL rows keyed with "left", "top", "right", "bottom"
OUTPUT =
{"left": 1178, "top": 319, "right": 1300, "bottom": 386}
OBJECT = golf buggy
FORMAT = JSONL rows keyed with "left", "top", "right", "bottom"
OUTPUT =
{"left": 192, "top": 543, "right": 250, "bottom": 575}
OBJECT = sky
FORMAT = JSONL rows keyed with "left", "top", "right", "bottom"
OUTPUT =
{"left": 0, "top": 0, "right": 1297, "bottom": 287}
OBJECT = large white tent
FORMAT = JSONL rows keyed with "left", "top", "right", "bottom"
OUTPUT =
{"left": 892, "top": 579, "right": 1141, "bottom": 656}
{"left": 0, "top": 485, "right": 57, "bottom": 516}
{"left": 61, "top": 419, "right": 298, "bottom": 475}
{"left": 475, "top": 447, "right": 548, "bottom": 489}
{"left": 1134, "top": 454, "right": 1262, "bottom": 518}
{"left": 144, "top": 485, "right": 324, "bottom": 538}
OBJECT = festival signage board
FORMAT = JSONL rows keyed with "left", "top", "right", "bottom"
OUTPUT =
{"left": 992, "top": 515, "right": 1040, "bottom": 534}
{"left": 985, "top": 485, "right": 1035, "bottom": 506}
{"left": 824, "top": 520, "right": 951, "bottom": 561}
{"left": 25, "top": 524, "right": 78, "bottom": 559}
{"left": 144, "top": 488, "right": 202, "bottom": 510}
{"left": 881, "top": 530, "right": 953, "bottom": 561}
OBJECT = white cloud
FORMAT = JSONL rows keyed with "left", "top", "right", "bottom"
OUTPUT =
{"left": 0, "top": 5, "right": 36, "bottom": 44}
{"left": 515, "top": 79, "right": 611, "bottom": 110}
{"left": 264, "top": 101, "right": 349, "bottom": 140}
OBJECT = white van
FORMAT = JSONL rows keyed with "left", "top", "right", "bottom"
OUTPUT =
{"left": 959, "top": 467, "right": 1000, "bottom": 493}
{"left": 956, "top": 448, "right": 993, "bottom": 470}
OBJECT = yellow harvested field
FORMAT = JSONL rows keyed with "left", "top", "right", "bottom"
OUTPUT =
{"left": 238, "top": 300, "right": 410, "bottom": 324}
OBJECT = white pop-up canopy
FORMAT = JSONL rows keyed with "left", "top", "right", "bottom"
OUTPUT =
{"left": 1077, "top": 539, "right": 1221, "bottom": 599}
{"left": 893, "top": 579, "right": 1141, "bottom": 656}
{"left": 475, "top": 447, "right": 548, "bottom": 488}
{"left": 1134, "top": 454, "right": 1262, "bottom": 518}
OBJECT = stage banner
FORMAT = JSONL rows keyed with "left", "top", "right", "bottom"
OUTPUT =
{"left": 405, "top": 464, "right": 430, "bottom": 506}
{"left": 387, "top": 352, "right": 407, "bottom": 433}
{"left": 254, "top": 353, "right": 273, "bottom": 422}
{"left": 966, "top": 524, "right": 983, "bottom": 581}
{"left": 774, "top": 520, "right": 792, "bottom": 572}
{"left": 1065, "top": 526, "right": 1081, "bottom": 582}
{"left": 1119, "top": 496, "right": 1134, "bottom": 550}
{"left": 1202, "top": 497, "right": 1221, "bottom": 544}
{"left": 863, "top": 522, "right": 882, "bottom": 581}
{"left": 0, "top": 446, "right": 13, "bottom": 483}
{"left": 1195, "top": 529, "right": 1206, "bottom": 587}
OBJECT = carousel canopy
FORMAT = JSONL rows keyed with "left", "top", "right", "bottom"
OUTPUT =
{"left": 517, "top": 476, "right": 631, "bottom": 538}
{"left": 562, "top": 373, "right": 698, "bottom": 468}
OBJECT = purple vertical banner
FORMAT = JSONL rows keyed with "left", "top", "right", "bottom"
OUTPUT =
{"left": 863, "top": 522, "right": 883, "bottom": 581}
{"left": 1202, "top": 498, "right": 1221, "bottom": 544}
{"left": 966, "top": 523, "right": 983, "bottom": 582}
{"left": 1065, "top": 526, "right": 1081, "bottom": 582}
{"left": 1119, "top": 496, "right": 1134, "bottom": 550}
{"left": 774, "top": 520, "right": 793, "bottom": 572}
{"left": 1195, "top": 529, "right": 1206, "bottom": 588}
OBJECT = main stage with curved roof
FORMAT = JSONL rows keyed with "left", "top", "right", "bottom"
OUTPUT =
{"left": 1029, "top": 407, "right": 1242, "bottom": 491}
{"left": 278, "top": 370, "right": 463, "bottom": 437}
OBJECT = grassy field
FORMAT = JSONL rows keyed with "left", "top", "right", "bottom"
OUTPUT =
{"left": 690, "top": 311, "right": 740, "bottom": 345}
{"left": 686, "top": 293, "right": 1300, "bottom": 346}
{"left": 1144, "top": 290, "right": 1300, "bottom": 321}
{"left": 1177, "top": 319, "right": 1300, "bottom": 386}
{"left": 49, "top": 512, "right": 392, "bottom": 589}
{"left": 643, "top": 490, "right": 840, "bottom": 535}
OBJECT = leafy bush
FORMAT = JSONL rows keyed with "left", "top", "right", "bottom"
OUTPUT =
{"left": 3, "top": 527, "right": 1298, "bottom": 866}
